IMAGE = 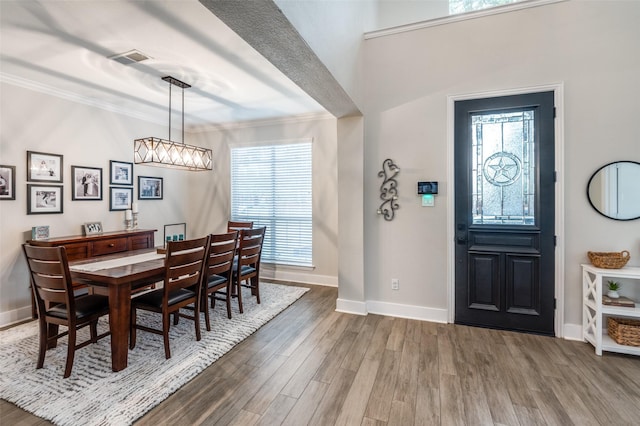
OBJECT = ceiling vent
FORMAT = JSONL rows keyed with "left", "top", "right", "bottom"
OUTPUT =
{"left": 109, "top": 49, "right": 152, "bottom": 65}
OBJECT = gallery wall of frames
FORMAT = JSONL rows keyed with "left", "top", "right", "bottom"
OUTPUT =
{"left": 0, "top": 151, "right": 163, "bottom": 238}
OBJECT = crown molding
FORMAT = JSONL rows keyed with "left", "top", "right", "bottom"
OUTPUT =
{"left": 0, "top": 72, "right": 165, "bottom": 125}
{"left": 190, "top": 111, "right": 335, "bottom": 133}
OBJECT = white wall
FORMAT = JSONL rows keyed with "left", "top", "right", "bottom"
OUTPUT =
{"left": 361, "top": 0, "right": 640, "bottom": 329}
{"left": 187, "top": 116, "right": 340, "bottom": 286}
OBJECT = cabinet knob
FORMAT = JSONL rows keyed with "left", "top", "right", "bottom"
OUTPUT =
{"left": 109, "top": 243, "right": 115, "bottom": 247}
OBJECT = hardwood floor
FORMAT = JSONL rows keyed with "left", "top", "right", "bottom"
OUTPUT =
{"left": 2, "top": 283, "right": 640, "bottom": 425}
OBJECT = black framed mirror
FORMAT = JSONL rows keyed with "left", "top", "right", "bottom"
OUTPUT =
{"left": 587, "top": 160, "right": 640, "bottom": 221}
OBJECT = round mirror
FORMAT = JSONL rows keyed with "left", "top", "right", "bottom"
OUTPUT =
{"left": 587, "top": 161, "right": 640, "bottom": 221}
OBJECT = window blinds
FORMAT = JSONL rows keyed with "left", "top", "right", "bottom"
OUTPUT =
{"left": 230, "top": 142, "right": 312, "bottom": 266}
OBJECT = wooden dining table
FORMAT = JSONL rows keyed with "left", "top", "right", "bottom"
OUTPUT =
{"left": 69, "top": 248, "right": 165, "bottom": 372}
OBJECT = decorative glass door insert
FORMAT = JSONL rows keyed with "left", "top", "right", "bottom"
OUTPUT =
{"left": 471, "top": 109, "right": 535, "bottom": 225}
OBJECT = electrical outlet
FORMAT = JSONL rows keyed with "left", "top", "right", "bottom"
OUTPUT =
{"left": 391, "top": 278, "right": 399, "bottom": 290}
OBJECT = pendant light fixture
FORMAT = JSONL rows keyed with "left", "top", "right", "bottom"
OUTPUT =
{"left": 134, "top": 76, "right": 213, "bottom": 171}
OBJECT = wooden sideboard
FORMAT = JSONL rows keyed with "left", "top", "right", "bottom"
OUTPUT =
{"left": 28, "top": 229, "right": 156, "bottom": 261}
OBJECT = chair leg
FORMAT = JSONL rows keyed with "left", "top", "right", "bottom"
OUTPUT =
{"left": 173, "top": 311, "right": 180, "bottom": 326}
{"left": 194, "top": 302, "right": 201, "bottom": 342}
{"left": 129, "top": 308, "right": 137, "bottom": 350}
{"left": 163, "top": 312, "right": 171, "bottom": 359}
{"left": 236, "top": 280, "right": 243, "bottom": 314}
{"left": 225, "top": 289, "right": 232, "bottom": 319}
{"left": 204, "top": 294, "right": 211, "bottom": 332}
{"left": 253, "top": 276, "right": 260, "bottom": 304}
{"left": 89, "top": 320, "right": 98, "bottom": 343}
{"left": 63, "top": 326, "right": 77, "bottom": 378}
{"left": 47, "top": 323, "right": 59, "bottom": 349}
{"left": 36, "top": 319, "right": 48, "bottom": 369}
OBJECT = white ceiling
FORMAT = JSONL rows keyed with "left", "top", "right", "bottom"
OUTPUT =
{"left": 0, "top": 0, "right": 329, "bottom": 130}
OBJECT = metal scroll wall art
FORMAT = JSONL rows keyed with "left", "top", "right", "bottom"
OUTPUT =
{"left": 377, "top": 159, "right": 400, "bottom": 221}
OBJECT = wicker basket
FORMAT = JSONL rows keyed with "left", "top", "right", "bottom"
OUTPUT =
{"left": 607, "top": 317, "right": 640, "bottom": 347}
{"left": 588, "top": 250, "right": 630, "bottom": 269}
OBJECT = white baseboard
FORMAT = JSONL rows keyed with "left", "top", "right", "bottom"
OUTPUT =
{"left": 563, "top": 323, "right": 583, "bottom": 341}
{"left": 335, "top": 298, "right": 448, "bottom": 323}
{"left": 335, "top": 298, "right": 367, "bottom": 315}
{"left": 0, "top": 305, "right": 32, "bottom": 328}
{"left": 260, "top": 268, "right": 338, "bottom": 287}
{"left": 367, "top": 300, "right": 448, "bottom": 323}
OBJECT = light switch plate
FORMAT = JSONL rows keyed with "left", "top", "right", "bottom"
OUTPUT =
{"left": 422, "top": 194, "right": 435, "bottom": 207}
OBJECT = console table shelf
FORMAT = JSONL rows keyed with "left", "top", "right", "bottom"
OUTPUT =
{"left": 582, "top": 263, "right": 640, "bottom": 356}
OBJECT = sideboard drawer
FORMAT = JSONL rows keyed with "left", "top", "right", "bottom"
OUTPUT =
{"left": 129, "top": 234, "right": 152, "bottom": 250}
{"left": 91, "top": 238, "right": 128, "bottom": 256}
{"left": 64, "top": 243, "right": 90, "bottom": 261}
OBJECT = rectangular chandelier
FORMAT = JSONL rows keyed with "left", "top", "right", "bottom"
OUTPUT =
{"left": 133, "top": 76, "right": 213, "bottom": 171}
{"left": 134, "top": 137, "right": 213, "bottom": 171}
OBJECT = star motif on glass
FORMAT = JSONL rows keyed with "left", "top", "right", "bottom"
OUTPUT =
{"left": 483, "top": 152, "right": 522, "bottom": 187}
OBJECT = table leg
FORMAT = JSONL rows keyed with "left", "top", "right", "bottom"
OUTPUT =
{"left": 108, "top": 284, "right": 131, "bottom": 372}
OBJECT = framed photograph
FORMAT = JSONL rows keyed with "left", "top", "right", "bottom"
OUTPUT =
{"left": 72, "top": 166, "right": 102, "bottom": 200}
{"left": 110, "top": 160, "right": 133, "bottom": 186}
{"left": 110, "top": 186, "right": 133, "bottom": 211}
{"left": 0, "top": 165, "right": 16, "bottom": 200}
{"left": 163, "top": 222, "right": 187, "bottom": 247}
{"left": 27, "top": 184, "right": 63, "bottom": 214}
{"left": 83, "top": 222, "right": 103, "bottom": 235}
{"left": 138, "top": 176, "right": 163, "bottom": 200}
{"left": 27, "top": 151, "right": 63, "bottom": 183}
{"left": 31, "top": 225, "right": 50, "bottom": 240}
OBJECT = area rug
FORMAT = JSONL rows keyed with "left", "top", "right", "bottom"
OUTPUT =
{"left": 0, "top": 283, "right": 308, "bottom": 426}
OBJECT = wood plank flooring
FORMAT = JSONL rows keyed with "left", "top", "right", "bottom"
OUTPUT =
{"left": 2, "top": 283, "right": 640, "bottom": 425}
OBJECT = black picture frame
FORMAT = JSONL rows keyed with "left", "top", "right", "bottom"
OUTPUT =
{"left": 27, "top": 151, "right": 63, "bottom": 183}
{"left": 27, "top": 184, "right": 63, "bottom": 214}
{"left": 0, "top": 165, "right": 16, "bottom": 200}
{"left": 109, "top": 186, "right": 133, "bottom": 211}
{"left": 138, "top": 176, "right": 163, "bottom": 200}
{"left": 110, "top": 160, "right": 133, "bottom": 186}
{"left": 71, "top": 166, "right": 103, "bottom": 200}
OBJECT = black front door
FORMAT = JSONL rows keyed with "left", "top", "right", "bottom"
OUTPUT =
{"left": 454, "top": 92, "right": 555, "bottom": 335}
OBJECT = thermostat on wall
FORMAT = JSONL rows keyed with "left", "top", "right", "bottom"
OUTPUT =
{"left": 417, "top": 181, "right": 438, "bottom": 194}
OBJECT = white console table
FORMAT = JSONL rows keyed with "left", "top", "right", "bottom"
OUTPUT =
{"left": 582, "top": 264, "right": 640, "bottom": 356}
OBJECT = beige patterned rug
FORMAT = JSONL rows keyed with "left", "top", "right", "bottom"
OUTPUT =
{"left": 0, "top": 283, "right": 308, "bottom": 426}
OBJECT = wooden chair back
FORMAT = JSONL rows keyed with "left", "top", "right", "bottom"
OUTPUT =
{"left": 206, "top": 231, "right": 238, "bottom": 277}
{"left": 237, "top": 227, "right": 265, "bottom": 271}
{"left": 201, "top": 231, "right": 238, "bottom": 325}
{"left": 164, "top": 235, "right": 210, "bottom": 296}
{"left": 23, "top": 244, "right": 75, "bottom": 317}
{"left": 227, "top": 220, "right": 254, "bottom": 232}
{"left": 232, "top": 227, "right": 266, "bottom": 312}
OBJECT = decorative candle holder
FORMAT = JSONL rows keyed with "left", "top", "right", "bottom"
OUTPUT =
{"left": 132, "top": 212, "right": 139, "bottom": 230}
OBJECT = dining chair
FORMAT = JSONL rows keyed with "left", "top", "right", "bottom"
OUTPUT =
{"left": 129, "top": 235, "right": 210, "bottom": 359}
{"left": 232, "top": 226, "right": 266, "bottom": 313}
{"left": 201, "top": 231, "right": 238, "bottom": 330}
{"left": 227, "top": 220, "right": 253, "bottom": 232}
{"left": 22, "top": 244, "right": 110, "bottom": 378}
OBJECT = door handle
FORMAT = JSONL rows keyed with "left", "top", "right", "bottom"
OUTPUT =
{"left": 456, "top": 232, "right": 467, "bottom": 244}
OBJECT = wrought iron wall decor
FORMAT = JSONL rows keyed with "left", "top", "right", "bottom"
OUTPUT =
{"left": 377, "top": 158, "right": 400, "bottom": 221}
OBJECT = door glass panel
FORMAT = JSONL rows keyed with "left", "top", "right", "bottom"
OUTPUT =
{"left": 472, "top": 110, "right": 535, "bottom": 225}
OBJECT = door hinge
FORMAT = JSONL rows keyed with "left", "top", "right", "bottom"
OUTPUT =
{"left": 554, "top": 298, "right": 557, "bottom": 309}
{"left": 554, "top": 235, "right": 557, "bottom": 246}
{"left": 553, "top": 107, "right": 557, "bottom": 118}
{"left": 554, "top": 171, "right": 557, "bottom": 182}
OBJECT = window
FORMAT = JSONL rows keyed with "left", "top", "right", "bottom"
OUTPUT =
{"left": 231, "top": 141, "right": 312, "bottom": 266}
{"left": 450, "top": 0, "right": 526, "bottom": 14}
